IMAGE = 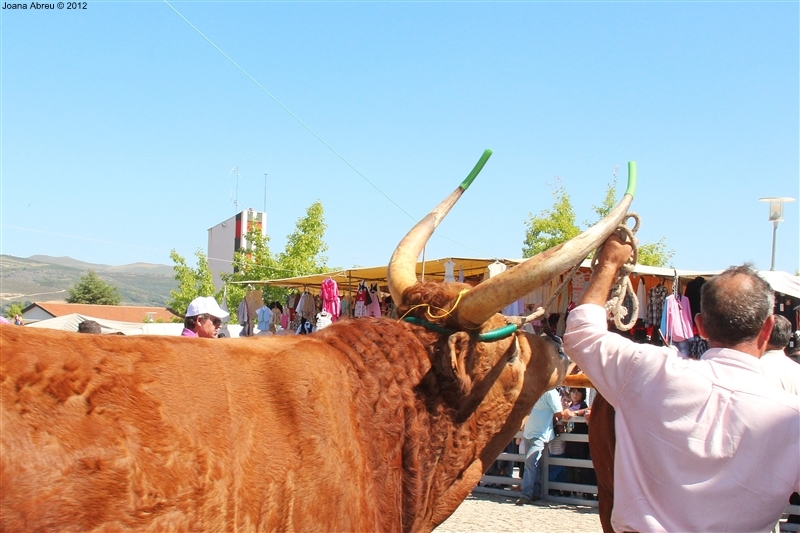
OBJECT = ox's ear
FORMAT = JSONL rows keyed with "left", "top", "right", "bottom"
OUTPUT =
{"left": 446, "top": 331, "right": 473, "bottom": 396}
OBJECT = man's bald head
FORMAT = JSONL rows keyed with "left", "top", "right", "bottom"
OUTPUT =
{"left": 699, "top": 264, "right": 774, "bottom": 347}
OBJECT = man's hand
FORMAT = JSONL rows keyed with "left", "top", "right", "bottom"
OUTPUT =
{"left": 579, "top": 234, "right": 635, "bottom": 308}
{"left": 595, "top": 234, "right": 634, "bottom": 272}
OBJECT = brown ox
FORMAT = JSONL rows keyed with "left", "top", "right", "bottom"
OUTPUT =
{"left": 0, "top": 165, "right": 634, "bottom": 532}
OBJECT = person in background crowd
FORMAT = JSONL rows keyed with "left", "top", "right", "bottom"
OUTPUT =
{"left": 564, "top": 387, "right": 594, "bottom": 494}
{"left": 14, "top": 315, "right": 23, "bottom": 326}
{"left": 760, "top": 315, "right": 800, "bottom": 395}
{"left": 182, "top": 296, "right": 229, "bottom": 338}
{"left": 546, "top": 388, "right": 571, "bottom": 492}
{"left": 760, "top": 314, "right": 800, "bottom": 529}
{"left": 564, "top": 234, "right": 800, "bottom": 533}
{"left": 515, "top": 389, "right": 573, "bottom": 505}
{"left": 77, "top": 320, "right": 102, "bottom": 334}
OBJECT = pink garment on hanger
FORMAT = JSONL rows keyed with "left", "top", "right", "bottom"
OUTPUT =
{"left": 321, "top": 278, "right": 341, "bottom": 321}
{"left": 367, "top": 285, "right": 382, "bottom": 317}
{"left": 662, "top": 294, "right": 694, "bottom": 342}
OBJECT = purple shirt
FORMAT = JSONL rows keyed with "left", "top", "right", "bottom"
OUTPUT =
{"left": 564, "top": 304, "right": 800, "bottom": 533}
{"left": 181, "top": 328, "right": 198, "bottom": 337}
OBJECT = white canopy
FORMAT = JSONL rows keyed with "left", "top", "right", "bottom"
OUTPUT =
{"left": 26, "top": 313, "right": 246, "bottom": 337}
{"left": 26, "top": 313, "right": 185, "bottom": 336}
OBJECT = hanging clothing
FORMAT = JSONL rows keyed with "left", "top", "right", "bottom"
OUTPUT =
{"left": 296, "top": 291, "right": 316, "bottom": 320}
{"left": 502, "top": 298, "right": 525, "bottom": 316}
{"left": 488, "top": 261, "right": 506, "bottom": 278}
{"left": 321, "top": 278, "right": 341, "bottom": 321}
{"left": 237, "top": 298, "right": 251, "bottom": 336}
{"left": 316, "top": 310, "right": 333, "bottom": 330}
{"left": 245, "top": 290, "right": 263, "bottom": 324}
{"left": 270, "top": 306, "right": 281, "bottom": 331}
{"left": 296, "top": 318, "right": 314, "bottom": 335}
{"left": 444, "top": 260, "right": 456, "bottom": 282}
{"left": 660, "top": 294, "right": 694, "bottom": 344}
{"left": 570, "top": 271, "right": 590, "bottom": 304}
{"left": 367, "top": 284, "right": 382, "bottom": 317}
{"left": 647, "top": 284, "right": 669, "bottom": 327}
{"left": 684, "top": 277, "right": 706, "bottom": 323}
{"left": 636, "top": 278, "right": 647, "bottom": 320}
{"left": 256, "top": 305, "right": 271, "bottom": 332}
{"left": 354, "top": 281, "right": 368, "bottom": 318}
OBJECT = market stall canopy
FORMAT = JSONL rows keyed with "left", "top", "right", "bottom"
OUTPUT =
{"left": 229, "top": 257, "right": 520, "bottom": 293}
{"left": 237, "top": 256, "right": 800, "bottom": 299}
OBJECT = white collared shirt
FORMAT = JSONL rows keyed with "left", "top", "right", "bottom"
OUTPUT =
{"left": 564, "top": 304, "right": 800, "bottom": 533}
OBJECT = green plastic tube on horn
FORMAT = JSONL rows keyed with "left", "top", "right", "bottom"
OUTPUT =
{"left": 625, "top": 161, "right": 638, "bottom": 197}
{"left": 460, "top": 149, "right": 493, "bottom": 191}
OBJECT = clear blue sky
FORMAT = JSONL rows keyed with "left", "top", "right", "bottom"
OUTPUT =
{"left": 2, "top": 1, "right": 798, "bottom": 276}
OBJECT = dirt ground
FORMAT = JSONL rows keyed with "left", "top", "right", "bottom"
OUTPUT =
{"left": 435, "top": 492, "right": 603, "bottom": 533}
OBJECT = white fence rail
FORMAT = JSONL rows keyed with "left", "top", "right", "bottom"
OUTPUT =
{"left": 474, "top": 419, "right": 598, "bottom": 508}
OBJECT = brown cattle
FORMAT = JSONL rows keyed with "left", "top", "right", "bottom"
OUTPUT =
{"left": 1, "top": 166, "right": 635, "bottom": 532}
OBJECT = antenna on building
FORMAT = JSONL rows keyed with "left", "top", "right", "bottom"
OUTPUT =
{"left": 225, "top": 166, "right": 239, "bottom": 213}
{"left": 232, "top": 167, "right": 242, "bottom": 214}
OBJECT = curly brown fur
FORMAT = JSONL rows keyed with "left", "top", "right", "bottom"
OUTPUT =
{"left": 1, "top": 284, "right": 565, "bottom": 533}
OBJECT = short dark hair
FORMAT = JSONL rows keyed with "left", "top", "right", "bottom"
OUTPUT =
{"left": 768, "top": 315, "right": 792, "bottom": 350}
{"left": 700, "top": 264, "right": 774, "bottom": 346}
{"left": 78, "top": 320, "right": 102, "bottom": 334}
{"left": 569, "top": 388, "right": 586, "bottom": 401}
{"left": 183, "top": 313, "right": 211, "bottom": 331}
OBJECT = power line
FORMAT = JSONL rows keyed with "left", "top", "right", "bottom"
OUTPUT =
{"left": 162, "top": 0, "right": 491, "bottom": 256}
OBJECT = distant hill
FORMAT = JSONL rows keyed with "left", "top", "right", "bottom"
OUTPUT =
{"left": 26, "top": 255, "right": 175, "bottom": 276}
{"left": 0, "top": 255, "right": 178, "bottom": 309}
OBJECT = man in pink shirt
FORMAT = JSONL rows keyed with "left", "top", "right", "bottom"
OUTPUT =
{"left": 564, "top": 235, "right": 800, "bottom": 533}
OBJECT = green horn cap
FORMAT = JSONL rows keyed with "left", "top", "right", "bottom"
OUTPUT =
{"left": 625, "top": 161, "right": 637, "bottom": 197}
{"left": 460, "top": 149, "right": 493, "bottom": 190}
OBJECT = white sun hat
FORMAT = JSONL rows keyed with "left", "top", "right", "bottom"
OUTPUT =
{"left": 185, "top": 296, "right": 230, "bottom": 321}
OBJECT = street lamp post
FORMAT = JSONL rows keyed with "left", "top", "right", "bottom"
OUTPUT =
{"left": 758, "top": 197, "right": 795, "bottom": 271}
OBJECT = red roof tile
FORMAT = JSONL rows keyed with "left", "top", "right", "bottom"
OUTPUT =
{"left": 28, "top": 302, "right": 180, "bottom": 323}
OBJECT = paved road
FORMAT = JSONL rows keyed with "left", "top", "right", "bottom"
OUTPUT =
{"left": 435, "top": 492, "right": 603, "bottom": 533}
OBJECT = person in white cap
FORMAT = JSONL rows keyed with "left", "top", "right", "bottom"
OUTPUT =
{"left": 182, "top": 296, "right": 229, "bottom": 338}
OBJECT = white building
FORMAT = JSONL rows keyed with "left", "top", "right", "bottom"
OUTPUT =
{"left": 208, "top": 208, "right": 267, "bottom": 290}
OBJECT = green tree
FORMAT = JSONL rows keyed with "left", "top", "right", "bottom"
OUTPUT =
{"left": 638, "top": 237, "right": 674, "bottom": 267}
{"left": 66, "top": 270, "right": 122, "bottom": 305}
{"left": 221, "top": 228, "right": 282, "bottom": 320}
{"left": 522, "top": 179, "right": 580, "bottom": 258}
{"left": 167, "top": 248, "right": 216, "bottom": 318}
{"left": 5, "top": 302, "right": 25, "bottom": 320}
{"left": 277, "top": 201, "right": 330, "bottom": 276}
{"left": 220, "top": 201, "right": 332, "bottom": 323}
{"left": 523, "top": 172, "right": 674, "bottom": 267}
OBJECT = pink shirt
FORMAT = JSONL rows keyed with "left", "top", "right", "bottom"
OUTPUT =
{"left": 181, "top": 328, "right": 198, "bottom": 337}
{"left": 564, "top": 304, "right": 800, "bottom": 533}
{"left": 661, "top": 294, "right": 694, "bottom": 342}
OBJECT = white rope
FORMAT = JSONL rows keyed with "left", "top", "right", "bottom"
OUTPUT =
{"left": 591, "top": 213, "right": 641, "bottom": 331}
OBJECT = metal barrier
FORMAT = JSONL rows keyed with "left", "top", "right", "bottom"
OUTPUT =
{"left": 474, "top": 418, "right": 598, "bottom": 507}
{"left": 779, "top": 504, "right": 800, "bottom": 533}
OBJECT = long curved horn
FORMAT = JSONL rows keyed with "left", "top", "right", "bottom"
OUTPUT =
{"left": 456, "top": 162, "right": 638, "bottom": 329}
{"left": 387, "top": 150, "right": 492, "bottom": 305}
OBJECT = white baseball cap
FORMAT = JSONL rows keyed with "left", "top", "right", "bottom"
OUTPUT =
{"left": 186, "top": 296, "right": 229, "bottom": 321}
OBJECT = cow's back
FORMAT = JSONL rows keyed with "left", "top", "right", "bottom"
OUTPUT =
{"left": 0, "top": 326, "right": 391, "bottom": 532}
